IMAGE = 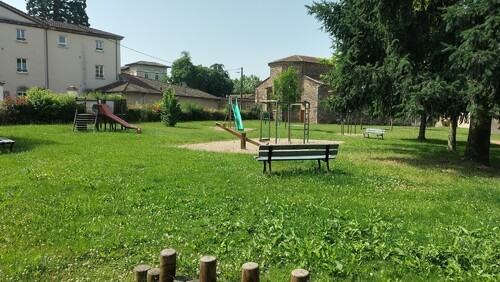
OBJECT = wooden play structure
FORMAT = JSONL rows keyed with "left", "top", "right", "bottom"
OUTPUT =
{"left": 216, "top": 97, "right": 260, "bottom": 149}
{"left": 215, "top": 122, "right": 259, "bottom": 149}
{"left": 133, "top": 248, "right": 311, "bottom": 282}
{"left": 259, "top": 100, "right": 311, "bottom": 144}
{"left": 286, "top": 101, "right": 310, "bottom": 144}
{"left": 259, "top": 99, "right": 280, "bottom": 143}
{"left": 73, "top": 98, "right": 141, "bottom": 133}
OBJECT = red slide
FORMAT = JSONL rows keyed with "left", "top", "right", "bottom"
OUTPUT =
{"left": 97, "top": 104, "right": 141, "bottom": 133}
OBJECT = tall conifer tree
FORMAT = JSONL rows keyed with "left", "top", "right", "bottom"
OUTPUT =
{"left": 26, "top": 0, "right": 89, "bottom": 26}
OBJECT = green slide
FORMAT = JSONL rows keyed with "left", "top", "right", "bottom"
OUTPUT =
{"left": 232, "top": 99, "right": 244, "bottom": 131}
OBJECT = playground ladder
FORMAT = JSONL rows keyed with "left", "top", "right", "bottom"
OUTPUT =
{"left": 73, "top": 110, "right": 97, "bottom": 132}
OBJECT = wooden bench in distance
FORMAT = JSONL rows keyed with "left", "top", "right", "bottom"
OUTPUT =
{"left": 255, "top": 144, "right": 339, "bottom": 173}
{"left": 363, "top": 128, "right": 385, "bottom": 139}
{"left": 0, "top": 137, "right": 15, "bottom": 153}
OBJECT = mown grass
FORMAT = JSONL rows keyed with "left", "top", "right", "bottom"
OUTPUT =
{"left": 0, "top": 121, "right": 499, "bottom": 281}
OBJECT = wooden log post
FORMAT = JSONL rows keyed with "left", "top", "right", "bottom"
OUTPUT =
{"left": 148, "top": 267, "right": 161, "bottom": 282}
{"left": 241, "top": 132, "right": 247, "bottom": 150}
{"left": 199, "top": 256, "right": 217, "bottom": 282}
{"left": 160, "top": 248, "right": 177, "bottom": 282}
{"left": 241, "top": 262, "right": 259, "bottom": 282}
{"left": 134, "top": 264, "right": 152, "bottom": 282}
{"left": 290, "top": 269, "right": 309, "bottom": 282}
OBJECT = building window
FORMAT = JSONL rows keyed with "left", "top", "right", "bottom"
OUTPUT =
{"left": 144, "top": 72, "right": 149, "bottom": 79}
{"left": 17, "top": 58, "right": 28, "bottom": 73}
{"left": 58, "top": 35, "right": 67, "bottom": 48}
{"left": 95, "top": 40, "right": 103, "bottom": 51}
{"left": 16, "top": 29, "right": 26, "bottom": 41}
{"left": 95, "top": 65, "right": 104, "bottom": 78}
{"left": 155, "top": 73, "right": 159, "bottom": 80}
{"left": 17, "top": 86, "right": 28, "bottom": 96}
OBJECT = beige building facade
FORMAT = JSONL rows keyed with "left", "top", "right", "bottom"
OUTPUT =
{"left": 0, "top": 2, "right": 123, "bottom": 97}
{"left": 122, "top": 61, "right": 169, "bottom": 82}
{"left": 255, "top": 55, "right": 333, "bottom": 124}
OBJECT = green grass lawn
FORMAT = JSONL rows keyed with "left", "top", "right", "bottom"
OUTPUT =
{"left": 1, "top": 121, "right": 499, "bottom": 281}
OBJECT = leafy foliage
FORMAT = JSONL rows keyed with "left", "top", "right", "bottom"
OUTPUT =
{"left": 26, "top": 0, "right": 90, "bottom": 26}
{"left": 126, "top": 105, "right": 161, "bottom": 123}
{"left": 308, "top": 0, "right": 499, "bottom": 165}
{"left": 272, "top": 67, "right": 300, "bottom": 104}
{"left": 83, "top": 91, "right": 125, "bottom": 101}
{"left": 232, "top": 74, "right": 262, "bottom": 94}
{"left": 168, "top": 52, "right": 233, "bottom": 97}
{"left": 443, "top": 0, "right": 500, "bottom": 164}
{"left": 161, "top": 87, "right": 181, "bottom": 127}
{"left": 0, "top": 87, "right": 80, "bottom": 124}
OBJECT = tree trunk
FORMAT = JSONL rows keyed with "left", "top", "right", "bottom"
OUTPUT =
{"left": 418, "top": 113, "right": 427, "bottom": 140}
{"left": 465, "top": 114, "right": 492, "bottom": 166}
{"left": 447, "top": 115, "right": 458, "bottom": 152}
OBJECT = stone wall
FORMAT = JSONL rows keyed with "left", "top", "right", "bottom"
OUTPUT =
{"left": 255, "top": 60, "right": 333, "bottom": 124}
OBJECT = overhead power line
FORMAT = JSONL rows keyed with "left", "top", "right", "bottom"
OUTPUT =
{"left": 105, "top": 38, "right": 173, "bottom": 65}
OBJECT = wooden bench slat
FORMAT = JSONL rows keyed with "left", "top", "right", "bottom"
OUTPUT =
{"left": 255, "top": 155, "right": 337, "bottom": 161}
{"left": 259, "top": 144, "right": 339, "bottom": 150}
{"left": 255, "top": 143, "right": 339, "bottom": 173}
{"left": 258, "top": 150, "right": 338, "bottom": 157}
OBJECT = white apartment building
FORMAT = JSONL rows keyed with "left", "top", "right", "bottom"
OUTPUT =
{"left": 0, "top": 1, "right": 123, "bottom": 97}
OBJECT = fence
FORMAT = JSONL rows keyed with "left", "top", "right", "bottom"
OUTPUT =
{"left": 133, "top": 248, "right": 310, "bottom": 282}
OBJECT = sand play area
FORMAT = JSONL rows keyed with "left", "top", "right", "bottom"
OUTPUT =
{"left": 178, "top": 138, "right": 343, "bottom": 155}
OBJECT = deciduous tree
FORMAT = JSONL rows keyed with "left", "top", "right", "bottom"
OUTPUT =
{"left": 168, "top": 52, "right": 233, "bottom": 97}
{"left": 272, "top": 67, "right": 300, "bottom": 104}
{"left": 232, "top": 74, "right": 261, "bottom": 94}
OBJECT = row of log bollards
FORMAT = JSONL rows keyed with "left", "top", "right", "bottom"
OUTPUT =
{"left": 133, "top": 248, "right": 310, "bottom": 282}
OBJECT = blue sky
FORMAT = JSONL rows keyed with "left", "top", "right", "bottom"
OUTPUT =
{"left": 6, "top": 0, "right": 333, "bottom": 79}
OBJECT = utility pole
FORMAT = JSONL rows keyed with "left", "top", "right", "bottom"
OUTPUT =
{"left": 240, "top": 67, "right": 243, "bottom": 110}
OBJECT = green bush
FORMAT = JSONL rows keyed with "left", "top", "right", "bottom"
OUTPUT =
{"left": 26, "top": 88, "right": 78, "bottom": 123}
{"left": 84, "top": 91, "right": 124, "bottom": 101}
{"left": 180, "top": 102, "right": 210, "bottom": 121}
{"left": 248, "top": 104, "right": 262, "bottom": 119}
{"left": 0, "top": 96, "right": 32, "bottom": 124}
{"left": 0, "top": 88, "right": 80, "bottom": 124}
{"left": 162, "top": 88, "right": 182, "bottom": 127}
{"left": 126, "top": 105, "right": 161, "bottom": 123}
{"left": 207, "top": 108, "right": 226, "bottom": 121}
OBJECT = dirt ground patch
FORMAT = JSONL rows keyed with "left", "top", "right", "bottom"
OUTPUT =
{"left": 178, "top": 139, "right": 343, "bottom": 154}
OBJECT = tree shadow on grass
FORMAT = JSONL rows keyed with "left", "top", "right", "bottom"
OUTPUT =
{"left": 0, "top": 137, "right": 56, "bottom": 154}
{"left": 373, "top": 138, "right": 500, "bottom": 176}
{"left": 264, "top": 166, "right": 351, "bottom": 178}
{"left": 310, "top": 128, "right": 337, "bottom": 135}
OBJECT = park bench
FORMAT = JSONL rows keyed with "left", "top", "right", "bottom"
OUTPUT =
{"left": 255, "top": 144, "right": 339, "bottom": 173}
{"left": 363, "top": 128, "right": 385, "bottom": 139}
{"left": 0, "top": 137, "right": 15, "bottom": 153}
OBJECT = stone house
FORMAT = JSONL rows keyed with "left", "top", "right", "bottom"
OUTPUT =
{"left": 97, "top": 73, "right": 222, "bottom": 109}
{"left": 0, "top": 2, "right": 123, "bottom": 96}
{"left": 255, "top": 55, "right": 333, "bottom": 123}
